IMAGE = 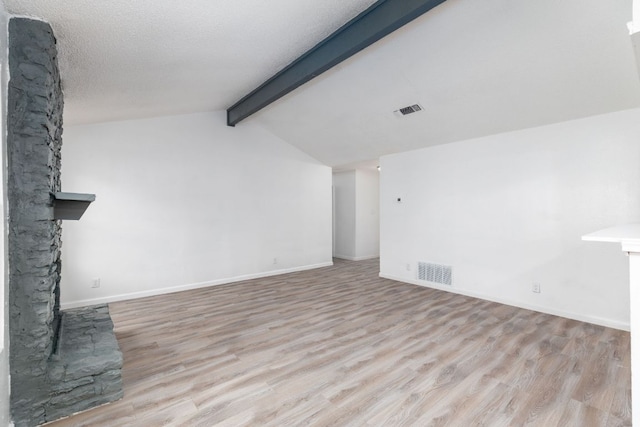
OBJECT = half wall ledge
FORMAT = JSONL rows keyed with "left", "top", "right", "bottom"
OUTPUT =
{"left": 582, "top": 223, "right": 640, "bottom": 427}
{"left": 53, "top": 192, "right": 96, "bottom": 220}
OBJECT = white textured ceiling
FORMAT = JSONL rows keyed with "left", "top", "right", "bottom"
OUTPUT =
{"left": 253, "top": 0, "right": 640, "bottom": 166}
{"left": 5, "top": 0, "right": 640, "bottom": 167}
{"left": 3, "top": 0, "right": 378, "bottom": 124}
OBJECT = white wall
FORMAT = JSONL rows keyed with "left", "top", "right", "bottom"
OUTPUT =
{"left": 333, "top": 171, "right": 356, "bottom": 259}
{"left": 0, "top": 6, "right": 10, "bottom": 427}
{"left": 355, "top": 169, "right": 380, "bottom": 259}
{"left": 380, "top": 108, "right": 640, "bottom": 330}
{"left": 60, "top": 111, "right": 332, "bottom": 308}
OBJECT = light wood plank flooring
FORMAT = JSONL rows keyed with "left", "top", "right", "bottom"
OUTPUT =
{"left": 46, "top": 258, "right": 631, "bottom": 426}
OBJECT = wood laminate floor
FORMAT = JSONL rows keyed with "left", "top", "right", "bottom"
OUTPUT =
{"left": 46, "top": 258, "right": 631, "bottom": 426}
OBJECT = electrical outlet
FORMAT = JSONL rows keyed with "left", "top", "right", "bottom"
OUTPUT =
{"left": 92, "top": 278, "right": 101, "bottom": 289}
{"left": 532, "top": 282, "right": 540, "bottom": 293}
{"left": 273, "top": 257, "right": 278, "bottom": 265}
{"left": 405, "top": 263, "right": 411, "bottom": 271}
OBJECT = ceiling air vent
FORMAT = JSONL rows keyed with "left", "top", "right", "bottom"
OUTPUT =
{"left": 394, "top": 103, "right": 423, "bottom": 117}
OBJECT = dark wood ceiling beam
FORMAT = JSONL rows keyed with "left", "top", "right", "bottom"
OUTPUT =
{"left": 226, "top": 0, "right": 447, "bottom": 126}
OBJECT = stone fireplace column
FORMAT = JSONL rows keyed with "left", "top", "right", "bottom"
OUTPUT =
{"left": 7, "top": 18, "right": 122, "bottom": 427}
{"left": 7, "top": 17, "right": 64, "bottom": 426}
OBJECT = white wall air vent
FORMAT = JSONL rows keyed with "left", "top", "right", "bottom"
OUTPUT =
{"left": 417, "top": 262, "right": 452, "bottom": 286}
{"left": 394, "top": 103, "right": 423, "bottom": 117}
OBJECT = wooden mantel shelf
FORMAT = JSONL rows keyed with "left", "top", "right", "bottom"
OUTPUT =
{"left": 53, "top": 192, "right": 96, "bottom": 220}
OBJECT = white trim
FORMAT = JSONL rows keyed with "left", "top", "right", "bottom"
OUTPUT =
{"left": 61, "top": 262, "right": 333, "bottom": 310}
{"left": 379, "top": 272, "right": 630, "bottom": 332}
{"left": 333, "top": 254, "right": 379, "bottom": 261}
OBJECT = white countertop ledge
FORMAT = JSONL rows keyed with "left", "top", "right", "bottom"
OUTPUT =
{"left": 583, "top": 223, "right": 640, "bottom": 252}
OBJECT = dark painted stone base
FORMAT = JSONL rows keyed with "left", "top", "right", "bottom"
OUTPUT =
{"left": 46, "top": 305, "right": 123, "bottom": 422}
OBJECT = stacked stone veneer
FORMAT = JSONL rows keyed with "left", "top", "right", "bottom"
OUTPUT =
{"left": 7, "top": 18, "right": 123, "bottom": 426}
{"left": 46, "top": 305, "right": 123, "bottom": 421}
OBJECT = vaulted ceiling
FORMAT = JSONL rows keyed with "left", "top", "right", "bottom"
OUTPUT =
{"left": 5, "top": 0, "right": 640, "bottom": 167}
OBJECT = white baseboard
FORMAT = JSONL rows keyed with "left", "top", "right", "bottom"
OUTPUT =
{"left": 61, "top": 262, "right": 334, "bottom": 310}
{"left": 379, "top": 272, "right": 630, "bottom": 332}
{"left": 333, "top": 254, "right": 379, "bottom": 261}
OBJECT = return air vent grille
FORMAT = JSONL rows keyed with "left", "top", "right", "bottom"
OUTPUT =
{"left": 394, "top": 103, "right": 423, "bottom": 117}
{"left": 417, "top": 262, "right": 452, "bottom": 286}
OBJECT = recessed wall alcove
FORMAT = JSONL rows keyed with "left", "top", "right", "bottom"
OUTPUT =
{"left": 7, "top": 18, "right": 122, "bottom": 426}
